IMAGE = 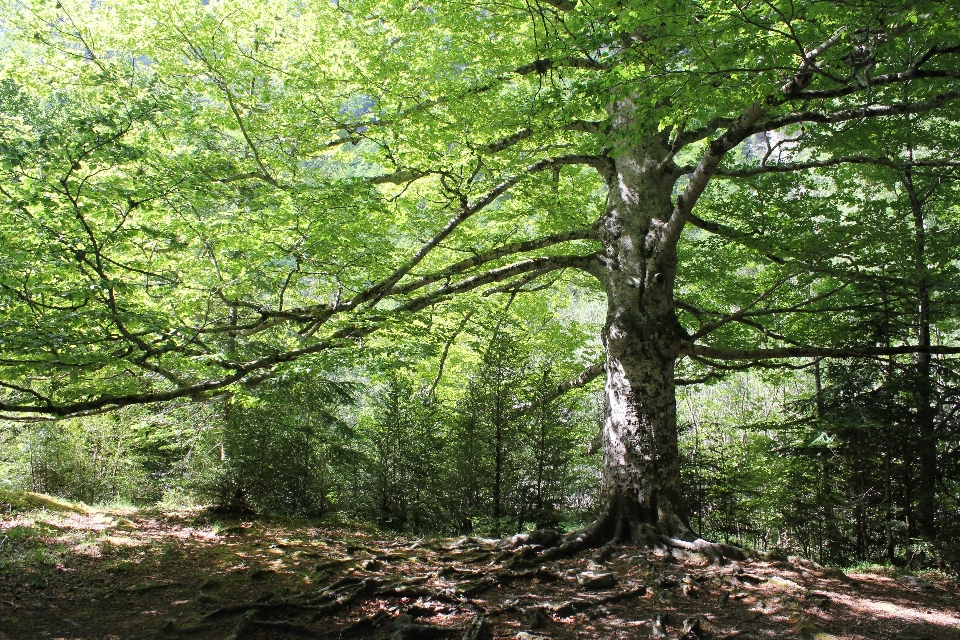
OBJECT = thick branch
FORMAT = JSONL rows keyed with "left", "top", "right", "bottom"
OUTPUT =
{"left": 392, "top": 227, "right": 598, "bottom": 297}
{"left": 755, "top": 89, "right": 960, "bottom": 133}
{"left": 685, "top": 344, "right": 960, "bottom": 360}
{"left": 716, "top": 155, "right": 960, "bottom": 178}
{"left": 675, "top": 118, "right": 740, "bottom": 146}
{"left": 396, "top": 254, "right": 597, "bottom": 315}
{"left": 369, "top": 169, "right": 429, "bottom": 185}
{"left": 358, "top": 155, "right": 604, "bottom": 311}
{"left": 780, "top": 43, "right": 960, "bottom": 103}
{"left": 515, "top": 57, "right": 606, "bottom": 75}
{"left": 239, "top": 157, "right": 604, "bottom": 337}
{"left": 667, "top": 102, "right": 768, "bottom": 243}
{"left": 0, "top": 337, "right": 344, "bottom": 417}
{"left": 510, "top": 361, "right": 604, "bottom": 417}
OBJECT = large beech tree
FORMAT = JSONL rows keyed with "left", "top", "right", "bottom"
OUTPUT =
{"left": 2, "top": 0, "right": 960, "bottom": 550}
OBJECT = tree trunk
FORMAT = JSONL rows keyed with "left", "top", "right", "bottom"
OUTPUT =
{"left": 904, "top": 168, "right": 937, "bottom": 539}
{"left": 884, "top": 444, "right": 895, "bottom": 562}
{"left": 543, "top": 104, "right": 747, "bottom": 559}
{"left": 593, "top": 108, "right": 694, "bottom": 543}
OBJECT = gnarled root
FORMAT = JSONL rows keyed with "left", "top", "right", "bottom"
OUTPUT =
{"left": 525, "top": 499, "right": 749, "bottom": 564}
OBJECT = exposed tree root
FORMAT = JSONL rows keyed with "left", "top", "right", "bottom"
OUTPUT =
{"left": 252, "top": 619, "right": 318, "bottom": 636}
{"left": 546, "top": 584, "right": 648, "bottom": 618}
{"left": 170, "top": 571, "right": 489, "bottom": 640}
{"left": 149, "top": 515, "right": 751, "bottom": 640}
{"left": 226, "top": 609, "right": 257, "bottom": 640}
{"left": 337, "top": 609, "right": 391, "bottom": 637}
{"left": 513, "top": 502, "right": 752, "bottom": 565}
{"left": 309, "top": 577, "right": 382, "bottom": 621}
{"left": 460, "top": 616, "right": 488, "bottom": 640}
{"left": 539, "top": 525, "right": 747, "bottom": 564}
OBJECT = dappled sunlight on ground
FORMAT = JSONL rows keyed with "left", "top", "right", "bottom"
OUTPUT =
{"left": 830, "top": 573, "right": 960, "bottom": 629}
{"left": 1, "top": 502, "right": 958, "bottom": 640}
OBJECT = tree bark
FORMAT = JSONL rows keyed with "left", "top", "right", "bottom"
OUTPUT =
{"left": 592, "top": 103, "right": 694, "bottom": 543}
{"left": 904, "top": 167, "right": 938, "bottom": 539}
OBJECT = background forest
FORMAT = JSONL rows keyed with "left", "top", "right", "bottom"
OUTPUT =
{"left": 1, "top": 0, "right": 960, "bottom": 581}
{"left": 3, "top": 299, "right": 959, "bottom": 572}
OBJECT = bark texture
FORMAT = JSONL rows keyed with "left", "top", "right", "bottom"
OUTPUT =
{"left": 591, "top": 100, "right": 694, "bottom": 544}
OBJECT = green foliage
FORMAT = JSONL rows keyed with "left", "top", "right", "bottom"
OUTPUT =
{"left": 0, "top": 0, "right": 958, "bottom": 571}
{"left": 350, "top": 311, "right": 600, "bottom": 536}
{"left": 356, "top": 372, "right": 448, "bottom": 531}
{"left": 442, "top": 323, "right": 599, "bottom": 536}
{"left": 0, "top": 409, "right": 195, "bottom": 505}
{"left": 200, "top": 371, "right": 359, "bottom": 517}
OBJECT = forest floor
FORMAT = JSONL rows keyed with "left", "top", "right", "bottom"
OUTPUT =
{"left": 1, "top": 492, "right": 958, "bottom": 640}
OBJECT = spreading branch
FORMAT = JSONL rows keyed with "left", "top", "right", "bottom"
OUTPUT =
{"left": 715, "top": 155, "right": 960, "bottom": 178}
{"left": 510, "top": 361, "right": 605, "bottom": 417}
{"left": 391, "top": 227, "right": 598, "bottom": 297}
{"left": 667, "top": 102, "right": 768, "bottom": 243}
{"left": 396, "top": 254, "right": 598, "bottom": 315}
{"left": 689, "top": 284, "right": 848, "bottom": 341}
{"left": 755, "top": 89, "right": 960, "bottom": 134}
{"left": 685, "top": 344, "right": 960, "bottom": 361}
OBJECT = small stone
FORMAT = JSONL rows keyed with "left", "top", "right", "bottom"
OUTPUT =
{"left": 651, "top": 613, "right": 669, "bottom": 638}
{"left": 767, "top": 576, "right": 801, "bottom": 591}
{"left": 535, "top": 566, "right": 559, "bottom": 582}
{"left": 680, "top": 617, "right": 703, "bottom": 640}
{"left": 577, "top": 571, "right": 616, "bottom": 590}
{"left": 681, "top": 583, "right": 699, "bottom": 598}
{"left": 656, "top": 574, "right": 678, "bottom": 589}
{"left": 524, "top": 607, "right": 547, "bottom": 629}
{"left": 788, "top": 555, "right": 823, "bottom": 571}
{"left": 904, "top": 575, "right": 933, "bottom": 589}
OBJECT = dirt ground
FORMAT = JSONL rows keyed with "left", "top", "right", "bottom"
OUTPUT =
{"left": 1, "top": 496, "right": 958, "bottom": 640}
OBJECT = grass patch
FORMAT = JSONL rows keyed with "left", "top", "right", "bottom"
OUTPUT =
{"left": 0, "top": 488, "right": 88, "bottom": 514}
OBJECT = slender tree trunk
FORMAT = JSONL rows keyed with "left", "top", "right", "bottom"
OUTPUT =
{"left": 813, "top": 358, "right": 825, "bottom": 419}
{"left": 904, "top": 168, "right": 937, "bottom": 539}
{"left": 535, "top": 403, "right": 546, "bottom": 528}
{"left": 904, "top": 458, "right": 913, "bottom": 547}
{"left": 884, "top": 444, "right": 895, "bottom": 562}
{"left": 493, "top": 413, "right": 503, "bottom": 536}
